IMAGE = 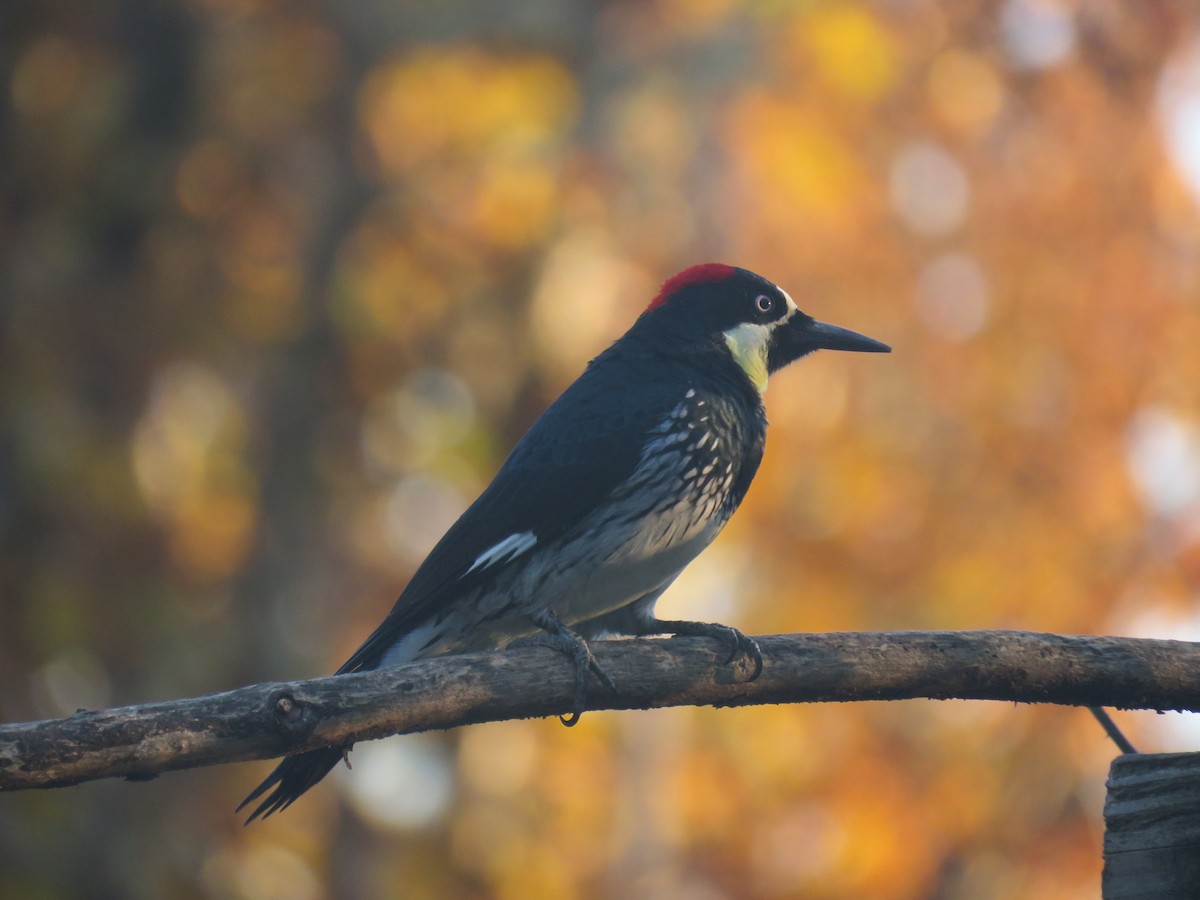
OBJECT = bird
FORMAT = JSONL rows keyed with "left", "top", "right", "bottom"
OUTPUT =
{"left": 239, "top": 263, "right": 890, "bottom": 821}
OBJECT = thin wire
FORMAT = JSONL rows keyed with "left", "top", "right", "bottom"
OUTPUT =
{"left": 1089, "top": 706, "right": 1138, "bottom": 755}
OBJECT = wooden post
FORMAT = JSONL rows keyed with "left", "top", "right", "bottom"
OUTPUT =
{"left": 1103, "top": 752, "right": 1200, "bottom": 898}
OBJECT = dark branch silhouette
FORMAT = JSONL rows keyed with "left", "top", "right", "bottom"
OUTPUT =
{"left": 3, "top": 630, "right": 1197, "bottom": 792}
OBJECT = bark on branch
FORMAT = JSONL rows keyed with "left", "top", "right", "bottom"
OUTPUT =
{"left": 3, "top": 630, "right": 1198, "bottom": 792}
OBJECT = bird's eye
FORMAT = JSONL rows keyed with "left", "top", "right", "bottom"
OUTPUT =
{"left": 754, "top": 295, "right": 774, "bottom": 314}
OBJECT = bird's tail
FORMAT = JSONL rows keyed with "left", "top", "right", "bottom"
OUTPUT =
{"left": 237, "top": 745, "right": 348, "bottom": 823}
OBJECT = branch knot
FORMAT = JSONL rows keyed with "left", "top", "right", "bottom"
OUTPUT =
{"left": 268, "top": 690, "right": 318, "bottom": 741}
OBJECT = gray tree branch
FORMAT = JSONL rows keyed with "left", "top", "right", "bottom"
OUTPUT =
{"left": 3, "top": 630, "right": 1198, "bottom": 791}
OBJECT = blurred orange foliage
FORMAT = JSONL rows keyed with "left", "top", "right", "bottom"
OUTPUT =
{"left": 3, "top": 1, "right": 1200, "bottom": 897}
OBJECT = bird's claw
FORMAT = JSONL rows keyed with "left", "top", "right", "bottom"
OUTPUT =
{"left": 515, "top": 609, "right": 617, "bottom": 726}
{"left": 706, "top": 623, "right": 763, "bottom": 681}
{"left": 559, "top": 634, "right": 616, "bottom": 727}
{"left": 587, "top": 654, "right": 618, "bottom": 694}
{"left": 721, "top": 626, "right": 763, "bottom": 681}
{"left": 650, "top": 619, "right": 763, "bottom": 682}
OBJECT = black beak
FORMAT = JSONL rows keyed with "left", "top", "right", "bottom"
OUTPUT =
{"left": 768, "top": 316, "right": 891, "bottom": 373}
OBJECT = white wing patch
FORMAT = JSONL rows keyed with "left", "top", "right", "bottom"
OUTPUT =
{"left": 464, "top": 531, "right": 537, "bottom": 576}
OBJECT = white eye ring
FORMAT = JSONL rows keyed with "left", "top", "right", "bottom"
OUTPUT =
{"left": 755, "top": 294, "right": 774, "bottom": 313}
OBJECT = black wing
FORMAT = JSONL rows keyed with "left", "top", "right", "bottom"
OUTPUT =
{"left": 338, "top": 349, "right": 682, "bottom": 673}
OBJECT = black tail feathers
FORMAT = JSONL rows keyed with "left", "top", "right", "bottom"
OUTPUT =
{"left": 238, "top": 745, "right": 349, "bottom": 823}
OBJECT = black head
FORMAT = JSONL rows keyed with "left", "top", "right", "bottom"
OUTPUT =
{"left": 636, "top": 264, "right": 890, "bottom": 392}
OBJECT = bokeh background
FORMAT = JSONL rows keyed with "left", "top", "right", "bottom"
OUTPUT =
{"left": 4, "top": 0, "right": 1200, "bottom": 897}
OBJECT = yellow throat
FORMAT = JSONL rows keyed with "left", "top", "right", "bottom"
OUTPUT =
{"left": 722, "top": 322, "right": 771, "bottom": 394}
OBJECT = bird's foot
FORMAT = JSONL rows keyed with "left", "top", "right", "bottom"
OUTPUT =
{"left": 510, "top": 609, "right": 616, "bottom": 726}
{"left": 646, "top": 619, "right": 763, "bottom": 681}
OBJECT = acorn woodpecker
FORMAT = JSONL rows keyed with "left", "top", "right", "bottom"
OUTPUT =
{"left": 239, "top": 263, "right": 889, "bottom": 821}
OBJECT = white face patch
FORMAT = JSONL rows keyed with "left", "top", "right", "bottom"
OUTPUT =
{"left": 722, "top": 283, "right": 798, "bottom": 394}
{"left": 780, "top": 288, "right": 799, "bottom": 316}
